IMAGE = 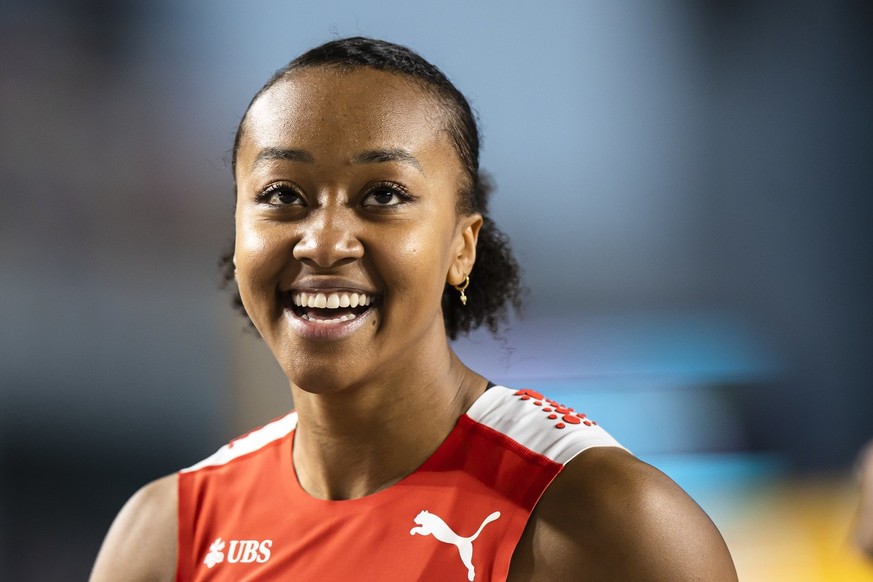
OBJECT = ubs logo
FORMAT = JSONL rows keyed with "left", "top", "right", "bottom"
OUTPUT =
{"left": 203, "top": 537, "right": 273, "bottom": 569}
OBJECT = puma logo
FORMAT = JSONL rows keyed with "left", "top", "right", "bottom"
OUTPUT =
{"left": 410, "top": 510, "right": 501, "bottom": 581}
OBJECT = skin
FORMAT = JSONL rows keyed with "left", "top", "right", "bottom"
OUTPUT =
{"left": 90, "top": 67, "right": 737, "bottom": 581}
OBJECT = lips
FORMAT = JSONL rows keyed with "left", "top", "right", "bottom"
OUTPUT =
{"left": 282, "top": 290, "right": 377, "bottom": 325}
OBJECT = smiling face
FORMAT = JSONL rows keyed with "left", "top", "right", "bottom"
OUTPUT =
{"left": 233, "top": 67, "right": 481, "bottom": 393}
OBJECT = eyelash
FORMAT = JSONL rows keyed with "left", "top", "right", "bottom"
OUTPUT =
{"left": 254, "top": 181, "right": 415, "bottom": 208}
{"left": 362, "top": 181, "right": 415, "bottom": 207}
{"left": 255, "top": 183, "right": 303, "bottom": 206}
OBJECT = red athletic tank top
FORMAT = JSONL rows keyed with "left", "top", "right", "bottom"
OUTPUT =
{"left": 176, "top": 386, "right": 624, "bottom": 581}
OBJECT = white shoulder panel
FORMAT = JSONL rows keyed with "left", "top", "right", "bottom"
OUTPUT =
{"left": 466, "top": 386, "right": 625, "bottom": 466}
{"left": 181, "top": 411, "right": 298, "bottom": 473}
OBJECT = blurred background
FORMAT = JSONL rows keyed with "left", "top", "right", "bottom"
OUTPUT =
{"left": 1, "top": 0, "right": 872, "bottom": 579}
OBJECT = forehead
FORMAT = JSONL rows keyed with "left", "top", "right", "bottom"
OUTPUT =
{"left": 240, "top": 67, "right": 450, "bottom": 158}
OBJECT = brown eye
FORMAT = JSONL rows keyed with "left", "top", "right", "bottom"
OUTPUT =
{"left": 367, "top": 188, "right": 397, "bottom": 206}
{"left": 258, "top": 184, "right": 304, "bottom": 206}
{"left": 361, "top": 183, "right": 413, "bottom": 208}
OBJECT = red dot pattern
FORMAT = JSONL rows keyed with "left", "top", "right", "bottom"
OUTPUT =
{"left": 513, "top": 389, "right": 598, "bottom": 430}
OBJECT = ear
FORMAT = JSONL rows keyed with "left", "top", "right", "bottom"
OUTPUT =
{"left": 447, "top": 213, "right": 483, "bottom": 287}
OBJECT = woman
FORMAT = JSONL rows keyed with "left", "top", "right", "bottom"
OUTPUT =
{"left": 90, "top": 37, "right": 737, "bottom": 581}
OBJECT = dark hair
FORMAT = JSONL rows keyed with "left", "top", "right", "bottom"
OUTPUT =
{"left": 221, "top": 37, "right": 522, "bottom": 339}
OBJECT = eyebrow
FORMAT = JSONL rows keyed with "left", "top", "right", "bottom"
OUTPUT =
{"left": 251, "top": 146, "right": 424, "bottom": 174}
{"left": 351, "top": 148, "right": 424, "bottom": 173}
{"left": 251, "top": 147, "right": 314, "bottom": 171}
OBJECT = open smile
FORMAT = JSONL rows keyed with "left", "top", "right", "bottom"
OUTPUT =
{"left": 281, "top": 290, "right": 379, "bottom": 339}
{"left": 288, "top": 291, "right": 374, "bottom": 323}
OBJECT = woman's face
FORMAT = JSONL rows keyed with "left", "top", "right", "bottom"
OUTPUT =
{"left": 233, "top": 67, "right": 480, "bottom": 392}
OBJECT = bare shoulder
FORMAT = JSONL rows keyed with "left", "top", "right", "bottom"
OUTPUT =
{"left": 90, "top": 473, "right": 178, "bottom": 582}
{"left": 508, "top": 447, "right": 737, "bottom": 581}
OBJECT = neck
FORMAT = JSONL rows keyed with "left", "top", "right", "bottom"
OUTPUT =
{"left": 290, "top": 348, "right": 486, "bottom": 500}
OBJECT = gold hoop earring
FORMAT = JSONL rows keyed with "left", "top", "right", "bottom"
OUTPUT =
{"left": 453, "top": 275, "right": 470, "bottom": 306}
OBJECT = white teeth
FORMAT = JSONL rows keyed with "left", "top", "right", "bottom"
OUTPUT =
{"left": 301, "top": 313, "right": 357, "bottom": 324}
{"left": 292, "top": 291, "right": 373, "bottom": 310}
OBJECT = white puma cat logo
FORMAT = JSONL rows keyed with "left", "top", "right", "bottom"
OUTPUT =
{"left": 410, "top": 510, "right": 501, "bottom": 581}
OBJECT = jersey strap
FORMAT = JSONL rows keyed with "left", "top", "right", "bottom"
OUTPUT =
{"left": 466, "top": 385, "right": 625, "bottom": 465}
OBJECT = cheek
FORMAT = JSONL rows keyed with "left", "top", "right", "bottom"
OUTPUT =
{"left": 235, "top": 224, "right": 269, "bottom": 266}
{"left": 388, "top": 221, "right": 455, "bottom": 295}
{"left": 234, "top": 222, "right": 290, "bottom": 301}
{"left": 235, "top": 212, "right": 286, "bottom": 265}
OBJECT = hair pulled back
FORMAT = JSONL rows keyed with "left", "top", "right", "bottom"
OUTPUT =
{"left": 222, "top": 37, "right": 522, "bottom": 339}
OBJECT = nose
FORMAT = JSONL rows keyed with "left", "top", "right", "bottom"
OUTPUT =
{"left": 292, "top": 207, "right": 364, "bottom": 268}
